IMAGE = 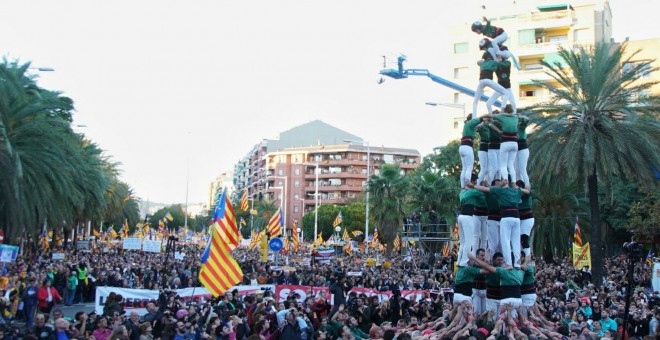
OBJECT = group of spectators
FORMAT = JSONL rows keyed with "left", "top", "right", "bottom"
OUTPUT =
{"left": 0, "top": 239, "right": 656, "bottom": 340}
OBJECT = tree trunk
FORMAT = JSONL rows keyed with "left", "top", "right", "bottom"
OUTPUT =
{"left": 588, "top": 166, "right": 603, "bottom": 287}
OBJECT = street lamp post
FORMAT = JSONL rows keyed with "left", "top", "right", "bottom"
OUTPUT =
{"left": 270, "top": 176, "right": 288, "bottom": 239}
{"left": 304, "top": 163, "right": 320, "bottom": 239}
{"left": 344, "top": 140, "right": 370, "bottom": 245}
{"left": 296, "top": 197, "right": 305, "bottom": 241}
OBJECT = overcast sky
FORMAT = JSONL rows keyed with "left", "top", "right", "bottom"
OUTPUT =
{"left": 1, "top": 0, "right": 653, "bottom": 206}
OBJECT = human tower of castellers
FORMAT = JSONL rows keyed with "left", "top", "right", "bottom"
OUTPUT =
{"left": 453, "top": 16, "right": 536, "bottom": 318}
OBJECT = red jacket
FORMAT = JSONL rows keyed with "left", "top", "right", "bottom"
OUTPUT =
{"left": 36, "top": 286, "right": 62, "bottom": 309}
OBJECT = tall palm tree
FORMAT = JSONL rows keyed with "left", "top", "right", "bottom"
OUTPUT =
{"left": 368, "top": 164, "right": 409, "bottom": 247}
{"left": 408, "top": 171, "right": 459, "bottom": 225}
{"left": 528, "top": 43, "right": 660, "bottom": 285}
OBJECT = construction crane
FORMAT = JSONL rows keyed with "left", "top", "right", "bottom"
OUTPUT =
{"left": 379, "top": 55, "right": 503, "bottom": 108}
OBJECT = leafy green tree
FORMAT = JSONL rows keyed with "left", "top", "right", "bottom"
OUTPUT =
{"left": 418, "top": 141, "right": 463, "bottom": 180}
{"left": 528, "top": 43, "right": 660, "bottom": 285}
{"left": 368, "top": 164, "right": 409, "bottom": 247}
{"left": 626, "top": 192, "right": 660, "bottom": 240}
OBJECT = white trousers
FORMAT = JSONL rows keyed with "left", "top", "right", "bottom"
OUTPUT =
{"left": 516, "top": 148, "right": 530, "bottom": 188}
{"left": 520, "top": 217, "right": 535, "bottom": 256}
{"left": 487, "top": 32, "right": 510, "bottom": 60}
{"left": 500, "top": 217, "right": 521, "bottom": 267}
{"left": 472, "top": 79, "right": 510, "bottom": 117}
{"left": 487, "top": 219, "right": 501, "bottom": 261}
{"left": 477, "top": 150, "right": 489, "bottom": 185}
{"left": 458, "top": 214, "right": 475, "bottom": 266}
{"left": 459, "top": 145, "right": 474, "bottom": 189}
{"left": 488, "top": 148, "right": 499, "bottom": 182}
{"left": 487, "top": 88, "right": 517, "bottom": 114}
{"left": 472, "top": 289, "right": 487, "bottom": 315}
{"left": 499, "top": 141, "right": 518, "bottom": 182}
{"left": 473, "top": 215, "right": 488, "bottom": 252}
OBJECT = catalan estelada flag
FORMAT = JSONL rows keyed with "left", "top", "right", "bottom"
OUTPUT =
{"left": 573, "top": 217, "right": 583, "bottom": 247}
{"left": 345, "top": 242, "right": 353, "bottom": 256}
{"left": 647, "top": 250, "right": 655, "bottom": 265}
{"left": 267, "top": 208, "right": 283, "bottom": 237}
{"left": 198, "top": 223, "right": 244, "bottom": 297}
{"left": 332, "top": 212, "right": 343, "bottom": 227}
{"left": 240, "top": 189, "right": 249, "bottom": 211}
{"left": 212, "top": 188, "right": 240, "bottom": 251}
{"left": 352, "top": 230, "right": 363, "bottom": 237}
{"left": 249, "top": 230, "right": 264, "bottom": 251}
{"left": 442, "top": 242, "right": 450, "bottom": 257}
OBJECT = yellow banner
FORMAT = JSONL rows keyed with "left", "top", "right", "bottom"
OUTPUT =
{"left": 572, "top": 242, "right": 592, "bottom": 269}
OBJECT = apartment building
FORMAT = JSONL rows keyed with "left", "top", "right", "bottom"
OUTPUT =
{"left": 621, "top": 38, "right": 660, "bottom": 96}
{"left": 228, "top": 121, "right": 420, "bottom": 232}
{"left": 447, "top": 0, "right": 612, "bottom": 111}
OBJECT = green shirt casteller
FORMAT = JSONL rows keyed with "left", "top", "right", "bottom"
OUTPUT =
{"left": 481, "top": 24, "right": 499, "bottom": 39}
{"left": 460, "top": 189, "right": 484, "bottom": 208}
{"left": 494, "top": 114, "right": 519, "bottom": 134}
{"left": 489, "top": 187, "right": 522, "bottom": 208}
{"left": 477, "top": 124, "right": 490, "bottom": 143}
{"left": 486, "top": 192, "right": 500, "bottom": 214}
{"left": 522, "top": 265, "right": 535, "bottom": 285}
{"left": 518, "top": 116, "right": 529, "bottom": 139}
{"left": 462, "top": 118, "right": 482, "bottom": 138}
{"left": 455, "top": 266, "right": 481, "bottom": 285}
{"left": 496, "top": 267, "right": 524, "bottom": 286}
{"left": 519, "top": 192, "right": 532, "bottom": 210}
{"left": 480, "top": 59, "right": 499, "bottom": 72}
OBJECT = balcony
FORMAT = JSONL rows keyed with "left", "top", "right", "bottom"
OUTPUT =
{"left": 516, "top": 67, "right": 556, "bottom": 84}
{"left": 515, "top": 9, "right": 573, "bottom": 30}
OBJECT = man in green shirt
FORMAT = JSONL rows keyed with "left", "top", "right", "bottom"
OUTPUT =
{"left": 520, "top": 255, "right": 536, "bottom": 317}
{"left": 469, "top": 253, "right": 524, "bottom": 317}
{"left": 460, "top": 113, "right": 492, "bottom": 189}
{"left": 493, "top": 108, "right": 519, "bottom": 184}
{"left": 472, "top": 48, "right": 511, "bottom": 120}
{"left": 458, "top": 176, "right": 485, "bottom": 267}
{"left": 467, "top": 179, "right": 530, "bottom": 268}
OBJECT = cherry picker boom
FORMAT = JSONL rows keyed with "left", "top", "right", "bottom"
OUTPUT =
{"left": 379, "top": 55, "right": 503, "bottom": 108}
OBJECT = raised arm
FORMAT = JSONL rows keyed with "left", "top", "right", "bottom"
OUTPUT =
{"left": 466, "top": 182, "right": 490, "bottom": 193}
{"left": 468, "top": 254, "right": 496, "bottom": 273}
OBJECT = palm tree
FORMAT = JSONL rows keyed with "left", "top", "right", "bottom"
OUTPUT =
{"left": 528, "top": 43, "right": 660, "bottom": 285}
{"left": 408, "top": 171, "right": 459, "bottom": 225}
{"left": 368, "top": 164, "right": 409, "bottom": 247}
{"left": 531, "top": 182, "right": 584, "bottom": 262}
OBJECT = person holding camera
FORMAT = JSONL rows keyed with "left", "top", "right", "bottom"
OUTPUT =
{"left": 280, "top": 311, "right": 302, "bottom": 340}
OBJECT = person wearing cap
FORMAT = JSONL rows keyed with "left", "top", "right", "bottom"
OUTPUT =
{"left": 66, "top": 271, "right": 78, "bottom": 306}
{"left": 37, "top": 278, "right": 62, "bottom": 317}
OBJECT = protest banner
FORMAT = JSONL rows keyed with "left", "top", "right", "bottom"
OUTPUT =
{"left": 122, "top": 238, "right": 142, "bottom": 250}
{"left": 142, "top": 240, "right": 162, "bottom": 253}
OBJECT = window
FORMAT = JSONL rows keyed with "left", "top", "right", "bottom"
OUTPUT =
{"left": 293, "top": 206, "right": 299, "bottom": 213}
{"left": 518, "top": 29, "right": 536, "bottom": 45}
{"left": 294, "top": 193, "right": 299, "bottom": 200}
{"left": 294, "top": 168, "right": 300, "bottom": 176}
{"left": 454, "top": 67, "right": 468, "bottom": 79}
{"left": 453, "top": 93, "right": 460, "bottom": 103}
{"left": 524, "top": 90, "right": 536, "bottom": 97}
{"left": 454, "top": 42, "right": 469, "bottom": 54}
{"left": 294, "top": 180, "right": 300, "bottom": 188}
{"left": 277, "top": 194, "right": 282, "bottom": 200}
{"left": 454, "top": 121, "right": 459, "bottom": 129}
{"left": 525, "top": 63, "right": 543, "bottom": 70}
{"left": 278, "top": 169, "right": 283, "bottom": 176}
{"left": 548, "top": 35, "right": 568, "bottom": 43}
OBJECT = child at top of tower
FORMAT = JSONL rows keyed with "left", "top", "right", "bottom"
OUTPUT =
{"left": 471, "top": 16, "right": 511, "bottom": 62}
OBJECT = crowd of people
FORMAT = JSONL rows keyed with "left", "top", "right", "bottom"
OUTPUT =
{"left": 0, "top": 237, "right": 655, "bottom": 340}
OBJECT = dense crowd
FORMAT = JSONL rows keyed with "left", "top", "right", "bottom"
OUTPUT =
{"left": 0, "top": 241, "right": 656, "bottom": 340}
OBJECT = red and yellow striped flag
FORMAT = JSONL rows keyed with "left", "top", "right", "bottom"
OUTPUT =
{"left": 292, "top": 227, "right": 300, "bottom": 251}
{"left": 266, "top": 208, "right": 283, "bottom": 237}
{"left": 240, "top": 189, "right": 249, "bottom": 211}
{"left": 573, "top": 217, "right": 584, "bottom": 247}
{"left": 393, "top": 234, "right": 401, "bottom": 252}
{"left": 198, "top": 223, "right": 244, "bottom": 297}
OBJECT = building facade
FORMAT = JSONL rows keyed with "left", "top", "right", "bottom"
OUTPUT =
{"left": 447, "top": 0, "right": 613, "bottom": 117}
{"left": 229, "top": 121, "right": 421, "bottom": 233}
